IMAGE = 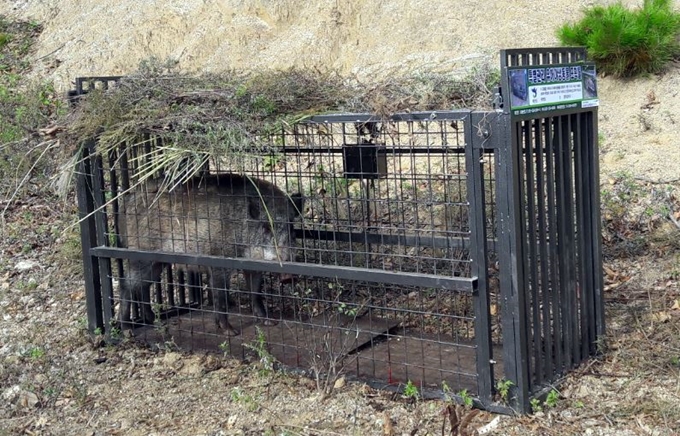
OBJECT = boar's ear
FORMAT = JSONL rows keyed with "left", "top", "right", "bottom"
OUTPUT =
{"left": 290, "top": 193, "right": 304, "bottom": 217}
{"left": 248, "top": 197, "right": 261, "bottom": 219}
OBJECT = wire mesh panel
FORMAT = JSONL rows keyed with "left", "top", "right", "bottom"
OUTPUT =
{"left": 270, "top": 113, "right": 485, "bottom": 396}
{"left": 76, "top": 109, "right": 500, "bottom": 405}
{"left": 75, "top": 47, "right": 604, "bottom": 414}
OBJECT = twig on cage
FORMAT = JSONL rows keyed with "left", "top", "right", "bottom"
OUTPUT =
{"left": 290, "top": 292, "right": 367, "bottom": 400}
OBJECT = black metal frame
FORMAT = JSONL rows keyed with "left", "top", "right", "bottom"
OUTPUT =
{"left": 75, "top": 47, "right": 605, "bottom": 414}
{"left": 495, "top": 47, "right": 605, "bottom": 412}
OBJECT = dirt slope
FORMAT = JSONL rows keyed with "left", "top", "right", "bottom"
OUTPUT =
{"left": 3, "top": 0, "right": 679, "bottom": 180}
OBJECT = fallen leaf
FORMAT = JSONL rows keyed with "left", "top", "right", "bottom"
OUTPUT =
{"left": 651, "top": 311, "right": 671, "bottom": 323}
{"left": 671, "top": 300, "right": 680, "bottom": 311}
{"left": 334, "top": 376, "right": 346, "bottom": 389}
{"left": 603, "top": 265, "right": 618, "bottom": 276}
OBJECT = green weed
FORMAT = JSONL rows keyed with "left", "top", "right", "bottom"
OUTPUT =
{"left": 545, "top": 389, "right": 560, "bottom": 408}
{"left": 218, "top": 341, "right": 229, "bottom": 356}
{"left": 27, "top": 346, "right": 45, "bottom": 360}
{"left": 458, "top": 389, "right": 474, "bottom": 408}
{"left": 403, "top": 379, "right": 419, "bottom": 400}
{"left": 230, "top": 387, "right": 259, "bottom": 412}
{"left": 496, "top": 379, "right": 514, "bottom": 403}
{"left": 245, "top": 326, "right": 276, "bottom": 376}
{"left": 530, "top": 398, "right": 543, "bottom": 413}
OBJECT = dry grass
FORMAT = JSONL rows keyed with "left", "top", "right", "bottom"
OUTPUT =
{"left": 59, "top": 58, "right": 498, "bottom": 191}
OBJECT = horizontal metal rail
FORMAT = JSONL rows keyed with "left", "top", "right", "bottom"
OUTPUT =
{"left": 296, "top": 228, "right": 498, "bottom": 252}
{"left": 304, "top": 110, "right": 472, "bottom": 124}
{"left": 91, "top": 247, "right": 478, "bottom": 292}
{"left": 277, "top": 146, "right": 468, "bottom": 155}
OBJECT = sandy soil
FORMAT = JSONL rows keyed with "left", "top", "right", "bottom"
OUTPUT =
{"left": 1, "top": 0, "right": 680, "bottom": 435}
{"left": 3, "top": 0, "right": 677, "bottom": 181}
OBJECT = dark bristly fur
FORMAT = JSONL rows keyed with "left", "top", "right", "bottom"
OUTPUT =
{"left": 118, "top": 173, "right": 303, "bottom": 335}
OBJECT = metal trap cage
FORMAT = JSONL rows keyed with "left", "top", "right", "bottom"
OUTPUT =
{"left": 76, "top": 47, "right": 605, "bottom": 413}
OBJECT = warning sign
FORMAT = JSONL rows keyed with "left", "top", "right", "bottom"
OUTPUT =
{"left": 507, "top": 63, "right": 598, "bottom": 117}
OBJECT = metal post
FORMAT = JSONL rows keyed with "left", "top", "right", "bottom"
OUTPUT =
{"left": 495, "top": 113, "right": 531, "bottom": 413}
{"left": 467, "top": 111, "right": 495, "bottom": 405}
{"left": 76, "top": 140, "right": 104, "bottom": 334}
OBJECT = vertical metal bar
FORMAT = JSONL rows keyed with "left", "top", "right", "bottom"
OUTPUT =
{"left": 498, "top": 52, "right": 531, "bottom": 409}
{"left": 108, "top": 148, "right": 125, "bottom": 294}
{"left": 591, "top": 117, "right": 606, "bottom": 344}
{"left": 76, "top": 140, "right": 104, "bottom": 334}
{"left": 545, "top": 116, "right": 563, "bottom": 373}
{"left": 554, "top": 116, "right": 568, "bottom": 370}
{"left": 565, "top": 115, "right": 580, "bottom": 366}
{"left": 189, "top": 271, "right": 201, "bottom": 306}
{"left": 574, "top": 114, "right": 588, "bottom": 361}
{"left": 556, "top": 115, "right": 575, "bottom": 369}
{"left": 496, "top": 110, "right": 530, "bottom": 411}
{"left": 178, "top": 269, "right": 187, "bottom": 307}
{"left": 577, "top": 112, "right": 594, "bottom": 352}
{"left": 468, "top": 112, "right": 494, "bottom": 406}
{"left": 535, "top": 117, "right": 554, "bottom": 380}
{"left": 516, "top": 121, "right": 532, "bottom": 395}
{"left": 586, "top": 110, "right": 605, "bottom": 349}
{"left": 155, "top": 275, "right": 163, "bottom": 307}
{"left": 524, "top": 119, "right": 542, "bottom": 386}
{"left": 166, "top": 266, "right": 175, "bottom": 308}
{"left": 91, "top": 153, "right": 114, "bottom": 333}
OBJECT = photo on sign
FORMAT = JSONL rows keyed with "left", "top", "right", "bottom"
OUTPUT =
{"left": 583, "top": 64, "right": 597, "bottom": 99}
{"left": 510, "top": 69, "right": 528, "bottom": 107}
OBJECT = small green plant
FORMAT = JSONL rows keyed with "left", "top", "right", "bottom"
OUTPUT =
{"left": 262, "top": 153, "right": 282, "bottom": 172}
{"left": 17, "top": 278, "right": 38, "bottom": 291}
{"left": 0, "top": 32, "right": 10, "bottom": 48}
{"left": 337, "top": 301, "right": 359, "bottom": 317}
{"left": 93, "top": 327, "right": 103, "bottom": 336}
{"left": 545, "top": 389, "right": 560, "bottom": 408}
{"left": 458, "top": 389, "right": 474, "bottom": 408}
{"left": 218, "top": 341, "right": 229, "bottom": 356}
{"left": 245, "top": 326, "right": 275, "bottom": 376}
{"left": 574, "top": 400, "right": 585, "bottom": 408}
{"left": 442, "top": 380, "right": 452, "bottom": 401}
{"left": 496, "top": 379, "right": 514, "bottom": 403}
{"left": 529, "top": 389, "right": 561, "bottom": 412}
{"left": 557, "top": 0, "right": 680, "bottom": 77}
{"left": 27, "top": 346, "right": 45, "bottom": 360}
{"left": 403, "top": 380, "right": 419, "bottom": 400}
{"left": 229, "top": 387, "right": 259, "bottom": 412}
{"left": 151, "top": 303, "right": 170, "bottom": 341}
{"left": 109, "top": 326, "right": 121, "bottom": 340}
{"left": 251, "top": 94, "right": 276, "bottom": 115}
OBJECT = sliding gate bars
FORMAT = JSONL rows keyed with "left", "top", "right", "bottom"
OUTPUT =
{"left": 495, "top": 47, "right": 605, "bottom": 412}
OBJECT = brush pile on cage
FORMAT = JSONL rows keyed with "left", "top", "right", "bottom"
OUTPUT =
{"left": 61, "top": 59, "right": 498, "bottom": 187}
